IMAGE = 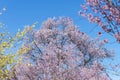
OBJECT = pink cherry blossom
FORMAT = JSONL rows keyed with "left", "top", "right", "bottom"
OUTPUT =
{"left": 79, "top": 0, "right": 120, "bottom": 43}
{"left": 10, "top": 17, "right": 113, "bottom": 80}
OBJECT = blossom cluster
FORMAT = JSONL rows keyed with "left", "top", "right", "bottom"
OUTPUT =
{"left": 79, "top": 0, "right": 120, "bottom": 43}
{"left": 9, "top": 17, "right": 113, "bottom": 80}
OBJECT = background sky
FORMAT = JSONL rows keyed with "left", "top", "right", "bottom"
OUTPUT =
{"left": 0, "top": 0, "right": 120, "bottom": 79}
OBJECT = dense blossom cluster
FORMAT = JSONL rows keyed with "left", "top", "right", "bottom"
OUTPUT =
{"left": 0, "top": 0, "right": 119, "bottom": 79}
{"left": 9, "top": 17, "right": 113, "bottom": 80}
{"left": 79, "top": 0, "right": 120, "bottom": 43}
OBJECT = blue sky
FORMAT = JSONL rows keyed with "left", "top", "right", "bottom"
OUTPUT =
{"left": 0, "top": 0, "right": 120, "bottom": 79}
{"left": 0, "top": 0, "right": 84, "bottom": 32}
{"left": 0, "top": 0, "right": 107, "bottom": 36}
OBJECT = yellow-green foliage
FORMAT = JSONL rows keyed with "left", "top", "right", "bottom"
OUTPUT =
{"left": 0, "top": 24, "right": 33, "bottom": 80}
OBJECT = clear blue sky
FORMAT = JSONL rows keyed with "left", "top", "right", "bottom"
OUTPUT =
{"left": 0, "top": 0, "right": 120, "bottom": 79}
{"left": 0, "top": 0, "right": 84, "bottom": 32}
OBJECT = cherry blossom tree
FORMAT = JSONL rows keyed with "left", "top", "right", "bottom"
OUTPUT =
{"left": 79, "top": 0, "right": 120, "bottom": 43}
{"left": 11, "top": 17, "right": 113, "bottom": 80}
